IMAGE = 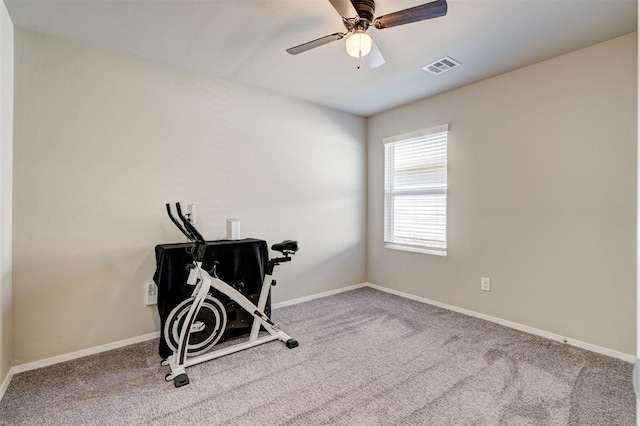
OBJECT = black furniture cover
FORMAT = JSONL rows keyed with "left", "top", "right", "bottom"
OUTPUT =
{"left": 153, "top": 238, "right": 269, "bottom": 358}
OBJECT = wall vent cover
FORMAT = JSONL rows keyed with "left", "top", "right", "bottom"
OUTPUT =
{"left": 422, "top": 56, "right": 461, "bottom": 75}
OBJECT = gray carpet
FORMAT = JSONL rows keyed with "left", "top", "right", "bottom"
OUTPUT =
{"left": 0, "top": 287, "right": 634, "bottom": 425}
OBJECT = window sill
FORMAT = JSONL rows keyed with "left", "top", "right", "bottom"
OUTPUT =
{"left": 384, "top": 243, "right": 447, "bottom": 257}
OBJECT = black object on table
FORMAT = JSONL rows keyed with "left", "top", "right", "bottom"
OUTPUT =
{"left": 153, "top": 238, "right": 269, "bottom": 358}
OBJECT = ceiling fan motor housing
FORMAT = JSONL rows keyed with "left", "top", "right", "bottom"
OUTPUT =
{"left": 351, "top": 0, "right": 376, "bottom": 24}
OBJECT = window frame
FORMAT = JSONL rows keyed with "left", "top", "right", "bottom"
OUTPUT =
{"left": 383, "top": 124, "right": 449, "bottom": 257}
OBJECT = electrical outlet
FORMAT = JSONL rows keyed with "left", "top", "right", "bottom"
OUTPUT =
{"left": 481, "top": 277, "right": 491, "bottom": 292}
{"left": 187, "top": 203, "right": 196, "bottom": 224}
{"left": 145, "top": 281, "right": 158, "bottom": 305}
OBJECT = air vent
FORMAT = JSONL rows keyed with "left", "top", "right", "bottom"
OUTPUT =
{"left": 422, "top": 56, "right": 461, "bottom": 75}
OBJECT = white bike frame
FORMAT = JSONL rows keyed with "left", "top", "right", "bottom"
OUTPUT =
{"left": 162, "top": 260, "right": 294, "bottom": 382}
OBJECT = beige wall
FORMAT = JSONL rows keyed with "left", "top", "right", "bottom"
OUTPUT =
{"left": 9, "top": 27, "right": 637, "bottom": 366}
{"left": 0, "top": 0, "right": 13, "bottom": 383}
{"left": 12, "top": 30, "right": 366, "bottom": 364}
{"left": 367, "top": 33, "right": 637, "bottom": 356}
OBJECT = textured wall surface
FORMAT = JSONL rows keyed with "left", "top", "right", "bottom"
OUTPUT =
{"left": 0, "top": 0, "right": 14, "bottom": 385}
{"left": 12, "top": 30, "right": 366, "bottom": 364}
{"left": 367, "top": 34, "right": 637, "bottom": 356}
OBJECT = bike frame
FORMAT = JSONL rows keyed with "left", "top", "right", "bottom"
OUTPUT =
{"left": 162, "top": 203, "right": 297, "bottom": 386}
{"left": 163, "top": 261, "right": 294, "bottom": 381}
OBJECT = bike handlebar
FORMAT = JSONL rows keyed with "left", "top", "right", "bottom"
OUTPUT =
{"left": 175, "top": 203, "right": 205, "bottom": 243}
{"left": 165, "top": 203, "right": 192, "bottom": 240}
{"left": 166, "top": 202, "right": 208, "bottom": 262}
{"left": 166, "top": 202, "right": 206, "bottom": 244}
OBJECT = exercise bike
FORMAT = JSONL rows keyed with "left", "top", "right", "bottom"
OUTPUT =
{"left": 161, "top": 203, "right": 299, "bottom": 387}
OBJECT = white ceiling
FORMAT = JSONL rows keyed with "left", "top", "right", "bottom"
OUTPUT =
{"left": 4, "top": 0, "right": 637, "bottom": 117}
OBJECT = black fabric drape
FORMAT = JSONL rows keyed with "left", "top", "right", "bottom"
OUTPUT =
{"left": 153, "top": 238, "right": 269, "bottom": 358}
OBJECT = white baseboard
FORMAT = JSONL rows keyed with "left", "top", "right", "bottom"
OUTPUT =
{"left": 7, "top": 284, "right": 369, "bottom": 380}
{"left": 365, "top": 283, "right": 637, "bottom": 364}
{"left": 2, "top": 280, "right": 633, "bottom": 402}
{"left": 0, "top": 367, "right": 14, "bottom": 402}
{"left": 272, "top": 283, "right": 368, "bottom": 309}
{"left": 11, "top": 331, "right": 160, "bottom": 375}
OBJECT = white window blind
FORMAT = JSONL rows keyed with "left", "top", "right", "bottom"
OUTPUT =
{"left": 384, "top": 124, "right": 448, "bottom": 256}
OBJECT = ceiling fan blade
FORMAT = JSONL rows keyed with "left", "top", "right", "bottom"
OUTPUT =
{"left": 374, "top": 0, "right": 447, "bottom": 29}
{"left": 286, "top": 33, "right": 345, "bottom": 55}
{"left": 366, "top": 40, "right": 385, "bottom": 68}
{"left": 328, "top": 0, "right": 358, "bottom": 18}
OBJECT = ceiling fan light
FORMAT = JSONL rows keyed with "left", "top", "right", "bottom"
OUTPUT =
{"left": 345, "top": 31, "right": 373, "bottom": 58}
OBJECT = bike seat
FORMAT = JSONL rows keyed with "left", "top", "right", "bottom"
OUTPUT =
{"left": 271, "top": 240, "right": 299, "bottom": 254}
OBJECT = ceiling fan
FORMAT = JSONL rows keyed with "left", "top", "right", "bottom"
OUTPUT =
{"left": 286, "top": 0, "right": 448, "bottom": 69}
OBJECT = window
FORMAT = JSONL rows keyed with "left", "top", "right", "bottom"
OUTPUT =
{"left": 384, "top": 124, "right": 448, "bottom": 256}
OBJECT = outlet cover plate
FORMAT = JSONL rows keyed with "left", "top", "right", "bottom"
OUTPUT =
{"left": 481, "top": 277, "right": 491, "bottom": 292}
{"left": 145, "top": 282, "right": 158, "bottom": 305}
